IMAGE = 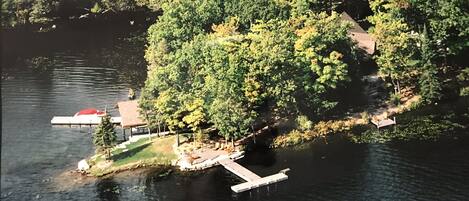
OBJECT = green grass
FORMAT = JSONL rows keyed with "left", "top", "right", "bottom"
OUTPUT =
{"left": 88, "top": 135, "right": 177, "bottom": 176}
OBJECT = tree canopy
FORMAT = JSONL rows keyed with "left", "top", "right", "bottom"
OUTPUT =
{"left": 369, "top": 0, "right": 468, "bottom": 103}
{"left": 139, "top": 0, "right": 359, "bottom": 140}
{"left": 93, "top": 115, "right": 117, "bottom": 158}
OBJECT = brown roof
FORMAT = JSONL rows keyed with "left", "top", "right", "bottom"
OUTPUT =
{"left": 341, "top": 12, "right": 376, "bottom": 55}
{"left": 117, "top": 100, "right": 146, "bottom": 128}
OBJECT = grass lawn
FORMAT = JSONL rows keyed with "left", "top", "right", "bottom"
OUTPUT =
{"left": 88, "top": 135, "right": 178, "bottom": 176}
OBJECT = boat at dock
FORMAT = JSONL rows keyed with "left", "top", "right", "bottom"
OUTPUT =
{"left": 51, "top": 108, "right": 121, "bottom": 127}
{"left": 73, "top": 108, "right": 106, "bottom": 117}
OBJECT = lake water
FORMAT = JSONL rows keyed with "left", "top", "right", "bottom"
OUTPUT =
{"left": 2, "top": 25, "right": 469, "bottom": 201}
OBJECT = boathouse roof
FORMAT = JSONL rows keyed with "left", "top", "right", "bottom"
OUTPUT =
{"left": 341, "top": 12, "right": 376, "bottom": 55}
{"left": 117, "top": 100, "right": 146, "bottom": 128}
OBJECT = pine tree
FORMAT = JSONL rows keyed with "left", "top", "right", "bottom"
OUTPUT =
{"left": 93, "top": 114, "right": 117, "bottom": 158}
{"left": 418, "top": 26, "right": 442, "bottom": 103}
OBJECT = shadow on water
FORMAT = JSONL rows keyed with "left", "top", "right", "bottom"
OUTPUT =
{"left": 243, "top": 142, "right": 277, "bottom": 167}
{"left": 96, "top": 178, "right": 121, "bottom": 201}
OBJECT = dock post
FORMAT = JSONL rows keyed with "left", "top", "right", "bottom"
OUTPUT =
{"left": 148, "top": 127, "right": 151, "bottom": 141}
{"left": 130, "top": 126, "right": 133, "bottom": 138}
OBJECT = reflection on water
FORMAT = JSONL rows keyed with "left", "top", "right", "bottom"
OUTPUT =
{"left": 2, "top": 27, "right": 469, "bottom": 201}
{"left": 96, "top": 178, "right": 121, "bottom": 201}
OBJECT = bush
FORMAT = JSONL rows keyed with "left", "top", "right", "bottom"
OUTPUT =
{"left": 195, "top": 131, "right": 209, "bottom": 143}
{"left": 390, "top": 93, "right": 401, "bottom": 106}
{"left": 296, "top": 115, "right": 313, "bottom": 131}
{"left": 460, "top": 87, "right": 469, "bottom": 96}
{"left": 360, "top": 111, "right": 370, "bottom": 122}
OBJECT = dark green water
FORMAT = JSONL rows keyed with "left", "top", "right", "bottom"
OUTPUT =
{"left": 2, "top": 26, "right": 469, "bottom": 201}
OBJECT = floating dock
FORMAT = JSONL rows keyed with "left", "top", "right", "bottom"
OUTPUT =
{"left": 51, "top": 116, "right": 121, "bottom": 126}
{"left": 371, "top": 117, "right": 396, "bottom": 129}
{"left": 219, "top": 159, "right": 289, "bottom": 193}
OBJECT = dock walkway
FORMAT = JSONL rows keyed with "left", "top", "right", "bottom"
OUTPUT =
{"left": 219, "top": 159, "right": 261, "bottom": 182}
{"left": 51, "top": 116, "right": 121, "bottom": 126}
{"left": 219, "top": 159, "right": 289, "bottom": 193}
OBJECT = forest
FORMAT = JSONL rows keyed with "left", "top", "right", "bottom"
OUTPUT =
{"left": 3, "top": 0, "right": 468, "bottom": 142}
{"left": 137, "top": 0, "right": 468, "bottom": 142}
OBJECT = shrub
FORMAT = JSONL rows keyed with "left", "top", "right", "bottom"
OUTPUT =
{"left": 390, "top": 93, "right": 401, "bottom": 106}
{"left": 296, "top": 115, "right": 313, "bottom": 131}
{"left": 360, "top": 111, "right": 370, "bottom": 122}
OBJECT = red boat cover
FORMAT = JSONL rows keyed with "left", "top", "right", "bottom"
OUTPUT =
{"left": 76, "top": 108, "right": 105, "bottom": 116}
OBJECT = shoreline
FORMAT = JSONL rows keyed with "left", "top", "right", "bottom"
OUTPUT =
{"left": 69, "top": 87, "right": 468, "bottom": 179}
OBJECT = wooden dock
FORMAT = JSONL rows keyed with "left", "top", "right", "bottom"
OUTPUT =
{"left": 219, "top": 159, "right": 289, "bottom": 193}
{"left": 51, "top": 116, "right": 121, "bottom": 126}
{"left": 371, "top": 117, "right": 396, "bottom": 129}
{"left": 231, "top": 171, "right": 289, "bottom": 193}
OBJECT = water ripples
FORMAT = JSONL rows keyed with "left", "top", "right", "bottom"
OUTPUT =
{"left": 3, "top": 39, "right": 469, "bottom": 201}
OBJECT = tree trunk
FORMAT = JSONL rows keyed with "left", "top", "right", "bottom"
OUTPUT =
{"left": 391, "top": 78, "right": 398, "bottom": 94}
{"left": 157, "top": 121, "right": 161, "bottom": 137}
{"left": 397, "top": 80, "right": 401, "bottom": 94}
{"left": 176, "top": 131, "right": 180, "bottom": 147}
{"left": 148, "top": 127, "right": 152, "bottom": 142}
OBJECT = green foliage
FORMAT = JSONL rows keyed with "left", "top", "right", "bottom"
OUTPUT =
{"left": 460, "top": 87, "right": 469, "bottom": 97}
{"left": 223, "top": 0, "right": 290, "bottom": 29}
{"left": 296, "top": 115, "right": 312, "bottom": 131}
{"left": 134, "top": 0, "right": 168, "bottom": 11}
{"left": 1, "top": 0, "right": 59, "bottom": 27}
{"left": 369, "top": 0, "right": 468, "bottom": 102}
{"left": 457, "top": 68, "right": 469, "bottom": 96}
{"left": 390, "top": 92, "right": 401, "bottom": 106}
{"left": 410, "top": 0, "right": 469, "bottom": 57}
{"left": 360, "top": 111, "right": 370, "bottom": 122}
{"left": 182, "top": 98, "right": 205, "bottom": 133}
{"left": 369, "top": 0, "right": 418, "bottom": 91}
{"left": 351, "top": 115, "right": 464, "bottom": 143}
{"left": 90, "top": 2, "right": 103, "bottom": 13}
{"left": 93, "top": 115, "right": 117, "bottom": 157}
{"left": 208, "top": 98, "right": 252, "bottom": 141}
{"left": 1, "top": 0, "right": 142, "bottom": 28}
{"left": 141, "top": 1, "right": 357, "bottom": 140}
{"left": 418, "top": 26, "right": 442, "bottom": 103}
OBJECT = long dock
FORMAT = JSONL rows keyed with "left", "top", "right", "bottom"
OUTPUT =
{"left": 51, "top": 116, "right": 121, "bottom": 126}
{"left": 219, "top": 159, "right": 289, "bottom": 193}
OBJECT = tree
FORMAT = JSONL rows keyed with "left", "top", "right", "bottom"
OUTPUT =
{"left": 409, "top": 0, "right": 469, "bottom": 58}
{"left": 293, "top": 12, "right": 355, "bottom": 114}
{"left": 369, "top": 0, "right": 418, "bottom": 95}
{"left": 418, "top": 26, "right": 442, "bottom": 103}
{"left": 223, "top": 0, "right": 290, "bottom": 29}
{"left": 182, "top": 97, "right": 206, "bottom": 140}
{"left": 93, "top": 115, "right": 117, "bottom": 159}
{"left": 140, "top": 2, "right": 360, "bottom": 142}
{"left": 208, "top": 97, "right": 252, "bottom": 144}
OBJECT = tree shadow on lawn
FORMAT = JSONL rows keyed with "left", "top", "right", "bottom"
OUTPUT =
{"left": 110, "top": 142, "right": 151, "bottom": 162}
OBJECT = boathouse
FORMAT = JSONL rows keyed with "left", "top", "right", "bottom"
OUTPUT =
{"left": 341, "top": 12, "right": 376, "bottom": 55}
{"left": 117, "top": 100, "right": 147, "bottom": 138}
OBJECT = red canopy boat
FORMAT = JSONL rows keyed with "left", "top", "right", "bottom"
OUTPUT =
{"left": 74, "top": 108, "right": 106, "bottom": 117}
